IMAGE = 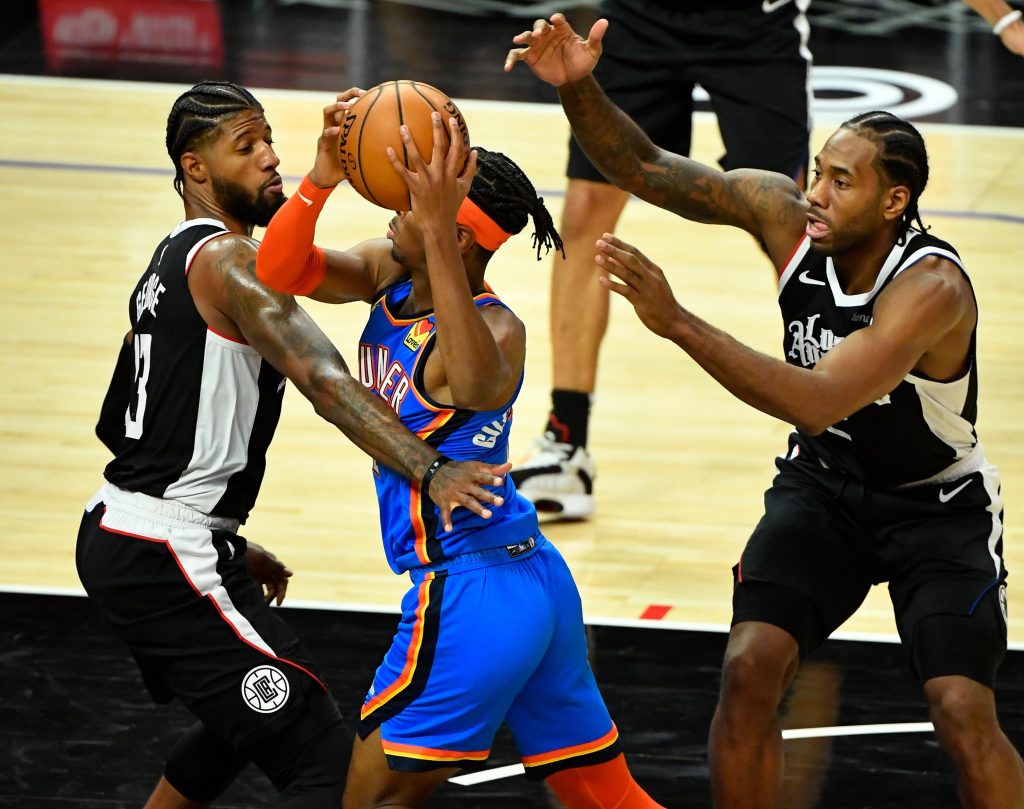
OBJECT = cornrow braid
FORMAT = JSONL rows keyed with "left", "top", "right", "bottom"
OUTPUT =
{"left": 841, "top": 110, "right": 930, "bottom": 243}
{"left": 166, "top": 81, "right": 263, "bottom": 198}
{"left": 467, "top": 147, "right": 565, "bottom": 260}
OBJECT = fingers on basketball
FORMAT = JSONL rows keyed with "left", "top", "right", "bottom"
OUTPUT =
{"left": 339, "top": 80, "right": 470, "bottom": 211}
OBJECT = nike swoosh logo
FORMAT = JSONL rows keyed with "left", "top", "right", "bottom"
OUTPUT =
{"left": 938, "top": 479, "right": 973, "bottom": 503}
{"left": 798, "top": 270, "right": 826, "bottom": 286}
{"left": 762, "top": 0, "right": 793, "bottom": 12}
{"left": 297, "top": 191, "right": 313, "bottom": 207}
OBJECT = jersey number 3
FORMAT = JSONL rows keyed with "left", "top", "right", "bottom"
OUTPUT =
{"left": 125, "top": 333, "right": 152, "bottom": 439}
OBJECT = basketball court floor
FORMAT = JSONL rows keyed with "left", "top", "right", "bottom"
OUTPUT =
{"left": 2, "top": 2, "right": 1023, "bottom": 806}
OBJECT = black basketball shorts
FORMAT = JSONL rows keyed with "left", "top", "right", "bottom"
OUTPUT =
{"left": 75, "top": 484, "right": 340, "bottom": 752}
{"left": 567, "top": 0, "right": 811, "bottom": 183}
{"left": 733, "top": 438, "right": 1008, "bottom": 686}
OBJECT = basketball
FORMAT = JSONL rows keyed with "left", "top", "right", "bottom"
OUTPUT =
{"left": 339, "top": 80, "right": 470, "bottom": 211}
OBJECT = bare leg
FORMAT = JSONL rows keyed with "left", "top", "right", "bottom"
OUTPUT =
{"left": 550, "top": 179, "right": 630, "bottom": 395}
{"left": 341, "top": 728, "right": 458, "bottom": 809}
{"left": 925, "top": 675, "right": 1024, "bottom": 808}
{"left": 708, "top": 621, "right": 801, "bottom": 809}
{"left": 143, "top": 776, "right": 208, "bottom": 809}
{"left": 776, "top": 661, "right": 842, "bottom": 809}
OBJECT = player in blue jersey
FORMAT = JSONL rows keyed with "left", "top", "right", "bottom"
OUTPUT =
{"left": 256, "top": 93, "right": 665, "bottom": 809}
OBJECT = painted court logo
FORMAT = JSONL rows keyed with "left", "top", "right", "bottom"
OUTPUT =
{"left": 242, "top": 665, "right": 290, "bottom": 713}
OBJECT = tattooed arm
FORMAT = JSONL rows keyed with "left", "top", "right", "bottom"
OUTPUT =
{"left": 505, "top": 13, "right": 808, "bottom": 267}
{"left": 188, "top": 234, "right": 506, "bottom": 526}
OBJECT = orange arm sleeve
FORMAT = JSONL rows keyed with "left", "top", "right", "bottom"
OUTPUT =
{"left": 256, "top": 174, "right": 333, "bottom": 296}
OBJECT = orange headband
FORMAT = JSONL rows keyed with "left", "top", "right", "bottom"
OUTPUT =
{"left": 457, "top": 197, "right": 513, "bottom": 252}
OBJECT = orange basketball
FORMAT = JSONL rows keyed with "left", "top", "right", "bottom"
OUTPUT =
{"left": 339, "top": 80, "right": 470, "bottom": 212}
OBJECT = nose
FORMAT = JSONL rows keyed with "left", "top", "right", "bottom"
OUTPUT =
{"left": 806, "top": 178, "right": 827, "bottom": 209}
{"left": 802, "top": 173, "right": 827, "bottom": 208}
{"left": 261, "top": 142, "right": 281, "bottom": 170}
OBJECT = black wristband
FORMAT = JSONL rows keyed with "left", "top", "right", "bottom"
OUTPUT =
{"left": 420, "top": 456, "right": 452, "bottom": 495}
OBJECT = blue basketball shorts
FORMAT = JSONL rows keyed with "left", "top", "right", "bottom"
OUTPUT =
{"left": 357, "top": 535, "right": 621, "bottom": 779}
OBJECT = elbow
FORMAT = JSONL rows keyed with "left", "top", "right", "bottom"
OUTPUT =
{"left": 795, "top": 418, "right": 829, "bottom": 437}
{"left": 793, "top": 405, "right": 845, "bottom": 437}
{"left": 304, "top": 363, "right": 350, "bottom": 423}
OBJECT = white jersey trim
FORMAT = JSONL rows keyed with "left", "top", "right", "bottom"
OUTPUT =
{"left": 185, "top": 230, "right": 232, "bottom": 275}
{"left": 777, "top": 235, "right": 813, "bottom": 296}
{"left": 163, "top": 330, "right": 263, "bottom": 512}
{"left": 825, "top": 238, "right": 906, "bottom": 307}
{"left": 899, "top": 442, "right": 988, "bottom": 488}
{"left": 169, "top": 217, "right": 227, "bottom": 239}
{"left": 94, "top": 481, "right": 239, "bottom": 530}
{"left": 978, "top": 461, "right": 1005, "bottom": 578}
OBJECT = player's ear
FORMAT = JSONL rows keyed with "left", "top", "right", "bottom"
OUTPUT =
{"left": 181, "top": 151, "right": 208, "bottom": 187}
{"left": 456, "top": 223, "right": 476, "bottom": 253}
{"left": 883, "top": 184, "right": 909, "bottom": 222}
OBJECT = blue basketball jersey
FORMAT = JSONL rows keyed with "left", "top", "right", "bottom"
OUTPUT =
{"left": 357, "top": 279, "right": 538, "bottom": 574}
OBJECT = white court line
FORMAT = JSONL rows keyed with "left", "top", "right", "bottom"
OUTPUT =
{"left": 449, "top": 722, "right": 937, "bottom": 786}
{"left": 781, "top": 721, "right": 935, "bottom": 740}
{"left": 450, "top": 764, "right": 527, "bottom": 786}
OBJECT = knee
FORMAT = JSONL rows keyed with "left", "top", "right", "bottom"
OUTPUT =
{"left": 926, "top": 678, "right": 999, "bottom": 760}
{"left": 560, "top": 181, "right": 627, "bottom": 239}
{"left": 718, "top": 647, "right": 792, "bottom": 715}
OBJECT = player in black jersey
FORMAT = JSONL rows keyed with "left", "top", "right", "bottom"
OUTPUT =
{"left": 507, "top": 15, "right": 1024, "bottom": 809}
{"left": 511, "top": 0, "right": 812, "bottom": 522}
{"left": 75, "top": 81, "right": 509, "bottom": 809}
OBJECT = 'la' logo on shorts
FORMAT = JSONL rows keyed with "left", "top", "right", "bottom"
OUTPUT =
{"left": 999, "top": 584, "right": 1008, "bottom": 625}
{"left": 242, "top": 665, "right": 290, "bottom": 713}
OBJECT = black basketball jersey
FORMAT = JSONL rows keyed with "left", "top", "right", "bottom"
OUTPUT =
{"left": 100, "top": 218, "right": 285, "bottom": 522}
{"left": 777, "top": 228, "right": 979, "bottom": 488}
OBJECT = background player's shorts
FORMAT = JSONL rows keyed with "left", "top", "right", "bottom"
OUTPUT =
{"left": 567, "top": 0, "right": 811, "bottom": 183}
{"left": 75, "top": 484, "right": 340, "bottom": 752}
{"left": 358, "top": 535, "right": 621, "bottom": 780}
{"left": 733, "top": 436, "right": 1008, "bottom": 686}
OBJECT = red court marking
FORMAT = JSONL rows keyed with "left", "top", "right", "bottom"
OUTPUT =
{"left": 640, "top": 604, "right": 671, "bottom": 620}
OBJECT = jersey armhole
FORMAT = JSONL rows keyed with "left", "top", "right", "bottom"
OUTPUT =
{"left": 777, "top": 234, "right": 812, "bottom": 295}
{"left": 184, "top": 230, "right": 232, "bottom": 275}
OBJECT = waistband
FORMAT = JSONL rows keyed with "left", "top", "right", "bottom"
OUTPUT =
{"left": 88, "top": 482, "right": 241, "bottom": 533}
{"left": 408, "top": 532, "right": 545, "bottom": 585}
{"left": 899, "top": 442, "right": 990, "bottom": 488}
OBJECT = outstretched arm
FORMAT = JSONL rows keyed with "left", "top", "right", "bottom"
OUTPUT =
{"left": 195, "top": 236, "right": 507, "bottom": 529}
{"left": 962, "top": 0, "right": 1024, "bottom": 55}
{"left": 504, "top": 13, "right": 808, "bottom": 266}
{"left": 596, "top": 235, "right": 974, "bottom": 434}
{"left": 386, "top": 114, "right": 525, "bottom": 411}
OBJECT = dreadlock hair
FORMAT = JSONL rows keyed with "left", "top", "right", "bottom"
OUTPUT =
{"left": 840, "top": 110, "right": 930, "bottom": 243}
{"left": 166, "top": 81, "right": 263, "bottom": 198}
{"left": 467, "top": 147, "right": 564, "bottom": 261}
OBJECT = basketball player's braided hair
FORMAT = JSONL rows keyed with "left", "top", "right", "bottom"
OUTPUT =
{"left": 841, "top": 110, "right": 930, "bottom": 243}
{"left": 468, "top": 147, "right": 565, "bottom": 260}
{"left": 166, "top": 81, "right": 263, "bottom": 198}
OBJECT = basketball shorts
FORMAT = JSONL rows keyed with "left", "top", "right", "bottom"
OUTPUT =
{"left": 567, "top": 0, "right": 810, "bottom": 183}
{"left": 733, "top": 435, "right": 1008, "bottom": 686}
{"left": 75, "top": 483, "right": 340, "bottom": 752}
{"left": 357, "top": 535, "right": 621, "bottom": 780}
